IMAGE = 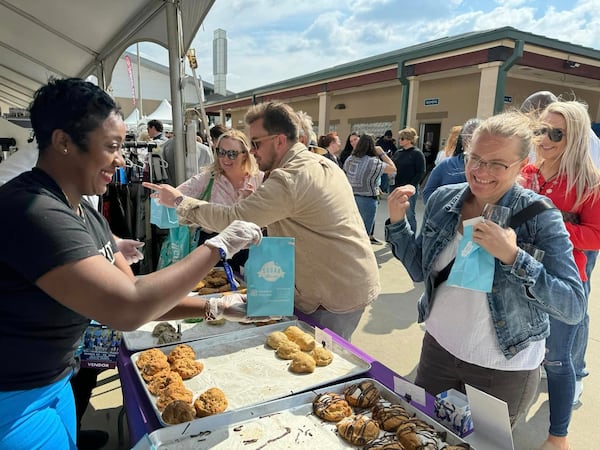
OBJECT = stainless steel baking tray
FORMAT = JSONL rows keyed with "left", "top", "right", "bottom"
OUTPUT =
{"left": 122, "top": 314, "right": 296, "bottom": 351}
{"left": 132, "top": 377, "right": 472, "bottom": 449}
{"left": 130, "top": 320, "right": 371, "bottom": 427}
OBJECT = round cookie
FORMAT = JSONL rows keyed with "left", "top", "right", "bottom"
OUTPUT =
{"left": 161, "top": 399, "right": 196, "bottom": 425}
{"left": 310, "top": 346, "right": 334, "bottom": 366}
{"left": 148, "top": 370, "right": 184, "bottom": 396}
{"left": 194, "top": 387, "right": 228, "bottom": 417}
{"left": 343, "top": 380, "right": 380, "bottom": 408}
{"left": 294, "top": 333, "right": 316, "bottom": 352}
{"left": 167, "top": 344, "right": 195, "bottom": 363}
{"left": 312, "top": 392, "right": 353, "bottom": 422}
{"left": 266, "top": 331, "right": 289, "bottom": 349}
{"left": 136, "top": 348, "right": 167, "bottom": 369}
{"left": 141, "top": 359, "right": 170, "bottom": 382}
{"left": 289, "top": 352, "right": 316, "bottom": 374}
{"left": 372, "top": 403, "right": 412, "bottom": 431}
{"left": 275, "top": 340, "right": 301, "bottom": 359}
{"left": 156, "top": 384, "right": 193, "bottom": 411}
{"left": 283, "top": 325, "right": 315, "bottom": 351}
{"left": 170, "top": 357, "right": 203, "bottom": 379}
{"left": 283, "top": 325, "right": 304, "bottom": 341}
{"left": 336, "top": 414, "right": 380, "bottom": 446}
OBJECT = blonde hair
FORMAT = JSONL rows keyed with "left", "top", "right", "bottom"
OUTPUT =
{"left": 443, "top": 126, "right": 463, "bottom": 157}
{"left": 541, "top": 101, "right": 600, "bottom": 209}
{"left": 398, "top": 127, "right": 418, "bottom": 145}
{"left": 471, "top": 110, "right": 533, "bottom": 160}
{"left": 210, "top": 129, "right": 259, "bottom": 177}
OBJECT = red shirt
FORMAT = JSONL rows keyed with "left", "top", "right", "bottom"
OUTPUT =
{"left": 521, "top": 163, "right": 600, "bottom": 281}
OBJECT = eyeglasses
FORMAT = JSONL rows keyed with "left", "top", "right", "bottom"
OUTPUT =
{"left": 534, "top": 127, "right": 564, "bottom": 142}
{"left": 464, "top": 154, "right": 522, "bottom": 174}
{"left": 215, "top": 148, "right": 245, "bottom": 160}
{"left": 251, "top": 134, "right": 278, "bottom": 150}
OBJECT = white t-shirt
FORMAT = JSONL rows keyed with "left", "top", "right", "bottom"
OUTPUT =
{"left": 426, "top": 233, "right": 545, "bottom": 371}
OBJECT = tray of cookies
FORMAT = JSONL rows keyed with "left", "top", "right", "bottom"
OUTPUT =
{"left": 130, "top": 320, "right": 371, "bottom": 427}
{"left": 132, "top": 377, "right": 473, "bottom": 449}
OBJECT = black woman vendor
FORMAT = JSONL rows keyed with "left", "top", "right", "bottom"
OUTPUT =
{"left": 0, "top": 78, "right": 262, "bottom": 449}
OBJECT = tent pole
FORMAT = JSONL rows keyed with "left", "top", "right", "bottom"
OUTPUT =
{"left": 165, "top": 0, "right": 186, "bottom": 186}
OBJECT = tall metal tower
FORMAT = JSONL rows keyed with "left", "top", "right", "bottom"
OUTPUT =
{"left": 212, "top": 28, "right": 227, "bottom": 95}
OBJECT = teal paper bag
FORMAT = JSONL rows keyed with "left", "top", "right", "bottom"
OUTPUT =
{"left": 246, "top": 237, "right": 295, "bottom": 317}
{"left": 446, "top": 217, "right": 495, "bottom": 293}
{"left": 150, "top": 198, "right": 179, "bottom": 229}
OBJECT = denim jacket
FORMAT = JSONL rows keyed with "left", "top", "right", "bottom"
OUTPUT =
{"left": 385, "top": 182, "right": 586, "bottom": 359}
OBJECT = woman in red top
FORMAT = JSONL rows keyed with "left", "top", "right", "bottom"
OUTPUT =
{"left": 521, "top": 100, "right": 600, "bottom": 450}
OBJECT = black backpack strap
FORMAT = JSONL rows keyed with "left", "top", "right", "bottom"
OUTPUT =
{"left": 509, "top": 198, "right": 554, "bottom": 228}
{"left": 434, "top": 258, "right": 455, "bottom": 288}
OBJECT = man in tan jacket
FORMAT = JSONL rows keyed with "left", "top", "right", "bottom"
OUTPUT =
{"left": 146, "top": 101, "right": 380, "bottom": 341}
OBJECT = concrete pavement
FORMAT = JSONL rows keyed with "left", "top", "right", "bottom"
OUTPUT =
{"left": 81, "top": 195, "right": 598, "bottom": 449}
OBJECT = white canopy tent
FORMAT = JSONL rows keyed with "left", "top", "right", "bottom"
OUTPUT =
{"left": 0, "top": 0, "right": 215, "bottom": 184}
{"left": 124, "top": 108, "right": 142, "bottom": 127}
{"left": 145, "top": 99, "right": 172, "bottom": 124}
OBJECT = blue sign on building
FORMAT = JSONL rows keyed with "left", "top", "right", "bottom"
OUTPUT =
{"left": 504, "top": 96, "right": 513, "bottom": 103}
{"left": 424, "top": 98, "right": 439, "bottom": 106}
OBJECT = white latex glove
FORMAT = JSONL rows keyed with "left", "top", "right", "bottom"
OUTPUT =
{"left": 204, "top": 220, "right": 262, "bottom": 259}
{"left": 116, "top": 239, "right": 145, "bottom": 265}
{"left": 204, "top": 294, "right": 280, "bottom": 323}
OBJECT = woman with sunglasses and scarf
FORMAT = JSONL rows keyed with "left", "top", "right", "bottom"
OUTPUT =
{"left": 168, "top": 129, "right": 264, "bottom": 271}
{"left": 520, "top": 101, "right": 600, "bottom": 450}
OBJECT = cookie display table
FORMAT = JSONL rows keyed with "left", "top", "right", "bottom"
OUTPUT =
{"left": 117, "top": 310, "right": 438, "bottom": 447}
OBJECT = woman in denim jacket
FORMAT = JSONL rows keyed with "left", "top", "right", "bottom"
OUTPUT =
{"left": 385, "top": 111, "right": 585, "bottom": 432}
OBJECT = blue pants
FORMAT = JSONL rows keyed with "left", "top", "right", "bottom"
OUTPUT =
{"left": 572, "top": 249, "right": 598, "bottom": 380}
{"left": 544, "top": 316, "right": 578, "bottom": 437}
{"left": 353, "top": 195, "right": 378, "bottom": 237}
{"left": 380, "top": 174, "right": 390, "bottom": 193}
{"left": 0, "top": 374, "right": 77, "bottom": 449}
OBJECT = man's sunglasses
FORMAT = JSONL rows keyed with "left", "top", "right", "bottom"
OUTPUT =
{"left": 215, "top": 148, "right": 245, "bottom": 160}
{"left": 534, "top": 127, "right": 564, "bottom": 142}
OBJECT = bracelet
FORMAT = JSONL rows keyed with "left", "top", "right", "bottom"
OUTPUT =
{"left": 218, "top": 248, "right": 237, "bottom": 291}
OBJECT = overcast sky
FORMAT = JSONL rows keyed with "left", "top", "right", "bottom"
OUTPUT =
{"left": 132, "top": 0, "right": 600, "bottom": 93}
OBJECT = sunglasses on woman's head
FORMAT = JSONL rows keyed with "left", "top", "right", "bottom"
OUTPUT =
{"left": 215, "top": 148, "right": 245, "bottom": 160}
{"left": 534, "top": 127, "right": 564, "bottom": 142}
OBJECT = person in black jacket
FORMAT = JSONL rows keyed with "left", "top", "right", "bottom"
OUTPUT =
{"left": 391, "top": 127, "right": 425, "bottom": 232}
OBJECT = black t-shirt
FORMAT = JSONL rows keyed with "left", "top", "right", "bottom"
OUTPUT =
{"left": 0, "top": 168, "right": 116, "bottom": 390}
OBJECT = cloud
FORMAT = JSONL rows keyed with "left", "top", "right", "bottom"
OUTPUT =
{"left": 135, "top": 0, "right": 600, "bottom": 94}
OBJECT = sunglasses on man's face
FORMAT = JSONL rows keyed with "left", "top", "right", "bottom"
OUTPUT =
{"left": 534, "top": 127, "right": 564, "bottom": 142}
{"left": 215, "top": 148, "right": 245, "bottom": 160}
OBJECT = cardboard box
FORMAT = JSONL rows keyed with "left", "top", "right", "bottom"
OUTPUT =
{"left": 434, "top": 389, "right": 474, "bottom": 437}
{"left": 79, "top": 322, "right": 123, "bottom": 369}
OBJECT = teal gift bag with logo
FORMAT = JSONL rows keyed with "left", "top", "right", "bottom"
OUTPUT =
{"left": 150, "top": 198, "right": 179, "bottom": 229}
{"left": 446, "top": 217, "right": 495, "bottom": 293}
{"left": 245, "top": 237, "right": 295, "bottom": 317}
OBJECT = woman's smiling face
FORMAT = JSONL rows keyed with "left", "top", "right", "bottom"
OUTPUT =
{"left": 465, "top": 132, "right": 526, "bottom": 205}
{"left": 536, "top": 111, "right": 567, "bottom": 165}
{"left": 71, "top": 111, "right": 126, "bottom": 196}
